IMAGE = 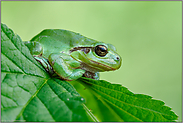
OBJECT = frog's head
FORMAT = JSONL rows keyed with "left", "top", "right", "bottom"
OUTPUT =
{"left": 70, "top": 42, "right": 122, "bottom": 72}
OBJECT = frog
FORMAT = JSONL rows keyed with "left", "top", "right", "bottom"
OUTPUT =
{"left": 24, "top": 29, "right": 122, "bottom": 81}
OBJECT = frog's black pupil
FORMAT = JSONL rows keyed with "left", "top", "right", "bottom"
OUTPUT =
{"left": 95, "top": 45, "right": 108, "bottom": 57}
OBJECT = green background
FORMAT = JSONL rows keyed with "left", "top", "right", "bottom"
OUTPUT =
{"left": 1, "top": 1, "right": 182, "bottom": 121}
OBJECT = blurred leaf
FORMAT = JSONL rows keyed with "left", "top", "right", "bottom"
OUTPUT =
{"left": 79, "top": 77, "right": 178, "bottom": 122}
{"left": 71, "top": 80, "right": 124, "bottom": 122}
{"left": 1, "top": 23, "right": 96, "bottom": 122}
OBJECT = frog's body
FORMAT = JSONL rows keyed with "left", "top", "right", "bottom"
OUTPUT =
{"left": 25, "top": 29, "right": 121, "bottom": 81}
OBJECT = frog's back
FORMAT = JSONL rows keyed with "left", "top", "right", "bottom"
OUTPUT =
{"left": 31, "top": 29, "right": 97, "bottom": 57}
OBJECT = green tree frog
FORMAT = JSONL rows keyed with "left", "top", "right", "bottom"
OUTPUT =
{"left": 25, "top": 29, "right": 122, "bottom": 81}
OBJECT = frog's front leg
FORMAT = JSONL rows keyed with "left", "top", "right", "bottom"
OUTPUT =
{"left": 24, "top": 41, "right": 54, "bottom": 75}
{"left": 48, "top": 53, "right": 85, "bottom": 81}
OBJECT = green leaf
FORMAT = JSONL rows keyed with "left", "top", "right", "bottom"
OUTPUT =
{"left": 1, "top": 23, "right": 97, "bottom": 122}
{"left": 78, "top": 77, "right": 178, "bottom": 122}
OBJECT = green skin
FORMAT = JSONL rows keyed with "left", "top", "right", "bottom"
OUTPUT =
{"left": 25, "top": 29, "right": 122, "bottom": 81}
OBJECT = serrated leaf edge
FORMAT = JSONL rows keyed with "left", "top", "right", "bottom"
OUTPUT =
{"left": 80, "top": 78, "right": 177, "bottom": 121}
{"left": 1, "top": 24, "right": 47, "bottom": 78}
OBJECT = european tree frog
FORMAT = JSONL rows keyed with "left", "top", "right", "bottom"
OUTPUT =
{"left": 25, "top": 29, "right": 122, "bottom": 81}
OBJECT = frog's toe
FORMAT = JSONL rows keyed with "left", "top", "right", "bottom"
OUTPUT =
{"left": 83, "top": 71, "right": 99, "bottom": 80}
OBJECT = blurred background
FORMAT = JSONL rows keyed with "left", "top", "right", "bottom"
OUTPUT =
{"left": 1, "top": 1, "right": 182, "bottom": 121}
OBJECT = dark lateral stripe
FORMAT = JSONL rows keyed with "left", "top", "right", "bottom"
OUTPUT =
{"left": 69, "top": 47, "right": 93, "bottom": 54}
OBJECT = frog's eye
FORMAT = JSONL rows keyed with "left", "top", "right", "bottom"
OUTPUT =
{"left": 94, "top": 45, "right": 108, "bottom": 57}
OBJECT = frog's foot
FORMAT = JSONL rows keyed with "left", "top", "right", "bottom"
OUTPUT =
{"left": 48, "top": 53, "right": 86, "bottom": 81}
{"left": 66, "top": 69, "right": 86, "bottom": 81}
{"left": 83, "top": 71, "right": 99, "bottom": 80}
{"left": 34, "top": 56, "right": 54, "bottom": 75}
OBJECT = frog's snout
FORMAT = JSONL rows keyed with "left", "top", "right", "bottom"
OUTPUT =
{"left": 113, "top": 53, "right": 121, "bottom": 62}
{"left": 113, "top": 55, "right": 122, "bottom": 70}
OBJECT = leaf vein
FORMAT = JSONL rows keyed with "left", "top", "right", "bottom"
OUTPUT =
{"left": 84, "top": 80, "right": 171, "bottom": 117}
{"left": 91, "top": 86, "right": 171, "bottom": 119}
{"left": 1, "top": 105, "right": 23, "bottom": 111}
{"left": 90, "top": 86, "right": 143, "bottom": 121}
{"left": 1, "top": 94, "right": 19, "bottom": 106}
{"left": 1, "top": 73, "right": 7, "bottom": 83}
{"left": 36, "top": 95, "right": 56, "bottom": 122}
{"left": 17, "top": 84, "right": 30, "bottom": 93}
{"left": 15, "top": 79, "right": 49, "bottom": 120}
{"left": 1, "top": 52, "right": 25, "bottom": 74}
{"left": 47, "top": 82, "right": 73, "bottom": 113}
{"left": 83, "top": 79, "right": 134, "bottom": 97}
{"left": 1, "top": 71, "right": 45, "bottom": 79}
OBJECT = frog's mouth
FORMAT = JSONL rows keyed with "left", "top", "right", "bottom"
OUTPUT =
{"left": 78, "top": 57, "right": 116, "bottom": 73}
{"left": 79, "top": 62, "right": 114, "bottom": 73}
{"left": 89, "top": 59, "right": 116, "bottom": 71}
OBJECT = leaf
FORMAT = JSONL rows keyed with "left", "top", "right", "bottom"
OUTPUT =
{"left": 1, "top": 23, "right": 97, "bottom": 122}
{"left": 78, "top": 77, "right": 178, "bottom": 122}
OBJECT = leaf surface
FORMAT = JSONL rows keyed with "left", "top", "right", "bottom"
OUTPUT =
{"left": 78, "top": 77, "right": 178, "bottom": 122}
{"left": 1, "top": 23, "right": 96, "bottom": 122}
